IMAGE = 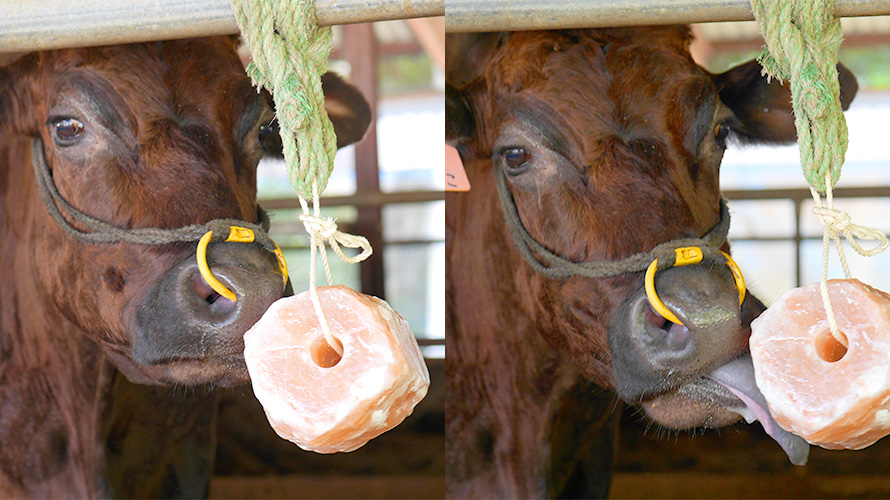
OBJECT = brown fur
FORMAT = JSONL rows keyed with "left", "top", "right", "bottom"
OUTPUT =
{"left": 0, "top": 37, "right": 263, "bottom": 497}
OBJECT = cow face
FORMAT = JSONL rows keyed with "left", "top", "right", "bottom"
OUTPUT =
{"left": 446, "top": 29, "right": 856, "bottom": 430}
{"left": 0, "top": 38, "right": 370, "bottom": 387}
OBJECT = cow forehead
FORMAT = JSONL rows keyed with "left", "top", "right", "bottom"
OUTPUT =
{"left": 481, "top": 29, "right": 718, "bottom": 160}
{"left": 486, "top": 29, "right": 706, "bottom": 106}
{"left": 42, "top": 39, "right": 256, "bottom": 128}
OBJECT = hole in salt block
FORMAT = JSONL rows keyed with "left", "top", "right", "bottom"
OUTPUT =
{"left": 815, "top": 330, "right": 848, "bottom": 363}
{"left": 310, "top": 336, "right": 343, "bottom": 368}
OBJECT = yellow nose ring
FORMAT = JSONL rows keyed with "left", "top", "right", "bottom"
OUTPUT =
{"left": 196, "top": 226, "right": 288, "bottom": 302}
{"left": 644, "top": 247, "right": 746, "bottom": 326}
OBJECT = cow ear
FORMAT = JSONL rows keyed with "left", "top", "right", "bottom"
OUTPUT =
{"left": 446, "top": 84, "right": 474, "bottom": 147}
{"left": 0, "top": 54, "right": 41, "bottom": 136}
{"left": 321, "top": 72, "right": 371, "bottom": 148}
{"left": 713, "top": 59, "right": 858, "bottom": 144}
{"left": 446, "top": 33, "right": 503, "bottom": 88}
{"left": 257, "top": 73, "right": 371, "bottom": 157}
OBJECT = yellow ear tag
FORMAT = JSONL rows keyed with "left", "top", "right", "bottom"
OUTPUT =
{"left": 645, "top": 247, "right": 747, "bottom": 326}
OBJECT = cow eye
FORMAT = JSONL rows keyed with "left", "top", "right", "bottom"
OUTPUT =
{"left": 714, "top": 123, "right": 731, "bottom": 145}
{"left": 53, "top": 118, "right": 85, "bottom": 143}
{"left": 258, "top": 120, "right": 275, "bottom": 143}
{"left": 502, "top": 147, "right": 531, "bottom": 172}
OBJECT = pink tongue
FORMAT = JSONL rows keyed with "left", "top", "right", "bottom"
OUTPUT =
{"left": 707, "top": 354, "right": 810, "bottom": 466}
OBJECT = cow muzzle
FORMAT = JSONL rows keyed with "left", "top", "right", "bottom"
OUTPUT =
{"left": 131, "top": 241, "right": 287, "bottom": 386}
{"left": 609, "top": 262, "right": 752, "bottom": 404}
{"left": 608, "top": 263, "right": 810, "bottom": 465}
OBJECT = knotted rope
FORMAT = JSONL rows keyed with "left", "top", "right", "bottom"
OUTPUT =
{"left": 231, "top": 0, "right": 372, "bottom": 355}
{"left": 31, "top": 139, "right": 277, "bottom": 252}
{"left": 751, "top": 0, "right": 888, "bottom": 345}
{"left": 810, "top": 176, "right": 889, "bottom": 345}
{"left": 496, "top": 160, "right": 733, "bottom": 280}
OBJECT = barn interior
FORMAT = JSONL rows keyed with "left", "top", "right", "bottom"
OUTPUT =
{"left": 5, "top": 2, "right": 890, "bottom": 499}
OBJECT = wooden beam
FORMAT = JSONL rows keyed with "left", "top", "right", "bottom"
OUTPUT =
{"left": 406, "top": 17, "right": 445, "bottom": 70}
{"left": 342, "top": 23, "right": 387, "bottom": 300}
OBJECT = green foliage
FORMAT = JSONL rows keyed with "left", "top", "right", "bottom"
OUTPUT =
{"left": 839, "top": 45, "right": 890, "bottom": 90}
{"left": 378, "top": 53, "right": 436, "bottom": 95}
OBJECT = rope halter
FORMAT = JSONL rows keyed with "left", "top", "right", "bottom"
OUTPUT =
{"left": 31, "top": 138, "right": 288, "bottom": 302}
{"left": 494, "top": 160, "right": 746, "bottom": 327}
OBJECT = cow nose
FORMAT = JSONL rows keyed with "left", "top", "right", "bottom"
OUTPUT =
{"left": 133, "top": 242, "right": 285, "bottom": 367}
{"left": 608, "top": 264, "right": 750, "bottom": 401}
{"left": 186, "top": 240, "right": 286, "bottom": 328}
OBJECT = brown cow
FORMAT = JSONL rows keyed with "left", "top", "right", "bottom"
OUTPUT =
{"left": 446, "top": 27, "right": 856, "bottom": 498}
{"left": 0, "top": 37, "right": 369, "bottom": 497}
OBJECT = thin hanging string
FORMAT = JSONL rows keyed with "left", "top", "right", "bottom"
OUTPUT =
{"left": 751, "top": 0, "right": 888, "bottom": 344}
{"left": 231, "top": 0, "right": 374, "bottom": 354}
{"left": 810, "top": 173, "right": 889, "bottom": 345}
{"left": 298, "top": 182, "right": 373, "bottom": 356}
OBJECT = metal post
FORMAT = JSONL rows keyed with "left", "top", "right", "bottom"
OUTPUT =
{"left": 446, "top": 0, "right": 890, "bottom": 32}
{"left": 0, "top": 0, "right": 444, "bottom": 52}
{"left": 342, "top": 23, "right": 387, "bottom": 300}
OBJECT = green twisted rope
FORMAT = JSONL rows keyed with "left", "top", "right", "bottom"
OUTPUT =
{"left": 750, "top": 0, "right": 846, "bottom": 193}
{"left": 230, "top": 0, "right": 338, "bottom": 200}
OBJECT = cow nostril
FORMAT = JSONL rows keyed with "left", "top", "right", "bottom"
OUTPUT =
{"left": 191, "top": 272, "right": 236, "bottom": 315}
{"left": 666, "top": 321, "right": 691, "bottom": 348}
{"left": 192, "top": 272, "right": 217, "bottom": 302}
{"left": 645, "top": 305, "right": 691, "bottom": 349}
{"left": 645, "top": 305, "right": 670, "bottom": 331}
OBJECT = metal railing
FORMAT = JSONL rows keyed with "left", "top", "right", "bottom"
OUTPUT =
{"left": 0, "top": 0, "right": 444, "bottom": 52}
{"left": 446, "top": 0, "right": 890, "bottom": 32}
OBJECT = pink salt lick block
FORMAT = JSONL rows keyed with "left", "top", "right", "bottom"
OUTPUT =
{"left": 750, "top": 279, "right": 890, "bottom": 450}
{"left": 244, "top": 285, "right": 430, "bottom": 453}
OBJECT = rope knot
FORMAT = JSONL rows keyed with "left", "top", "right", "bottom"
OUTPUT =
{"left": 812, "top": 202, "right": 889, "bottom": 257}
{"left": 813, "top": 206, "right": 851, "bottom": 232}
{"left": 299, "top": 212, "right": 373, "bottom": 265}
{"left": 300, "top": 213, "right": 339, "bottom": 240}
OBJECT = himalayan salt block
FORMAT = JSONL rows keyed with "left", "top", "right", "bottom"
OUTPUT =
{"left": 750, "top": 279, "right": 890, "bottom": 450}
{"left": 243, "top": 285, "right": 430, "bottom": 453}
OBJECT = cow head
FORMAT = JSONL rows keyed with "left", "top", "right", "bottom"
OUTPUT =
{"left": 0, "top": 37, "right": 371, "bottom": 387}
{"left": 447, "top": 29, "right": 856, "bottom": 433}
